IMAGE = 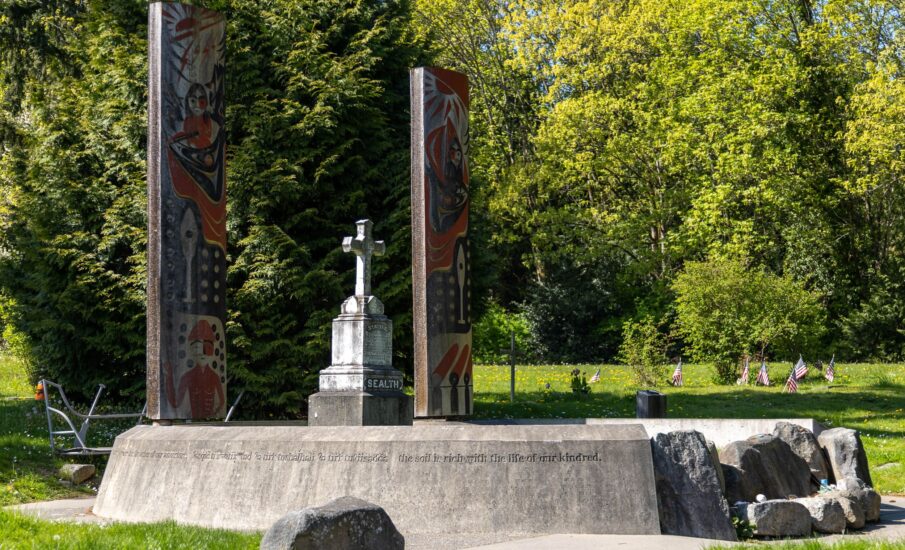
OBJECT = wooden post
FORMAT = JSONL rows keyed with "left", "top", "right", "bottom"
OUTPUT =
{"left": 147, "top": 3, "right": 227, "bottom": 420}
{"left": 410, "top": 67, "right": 472, "bottom": 417}
{"left": 509, "top": 332, "right": 516, "bottom": 403}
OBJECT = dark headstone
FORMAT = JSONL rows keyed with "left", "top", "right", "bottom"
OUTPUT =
{"left": 636, "top": 390, "right": 667, "bottom": 418}
{"left": 260, "top": 496, "right": 404, "bottom": 550}
{"left": 650, "top": 431, "right": 737, "bottom": 541}
{"left": 720, "top": 434, "right": 811, "bottom": 502}
{"left": 147, "top": 2, "right": 227, "bottom": 420}
{"left": 818, "top": 427, "right": 872, "bottom": 486}
{"left": 411, "top": 67, "right": 473, "bottom": 417}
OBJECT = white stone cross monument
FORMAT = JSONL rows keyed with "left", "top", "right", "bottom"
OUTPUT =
{"left": 344, "top": 219, "right": 385, "bottom": 297}
{"left": 308, "top": 220, "right": 412, "bottom": 426}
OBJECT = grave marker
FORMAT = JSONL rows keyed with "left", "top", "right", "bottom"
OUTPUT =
{"left": 410, "top": 67, "right": 472, "bottom": 417}
{"left": 308, "top": 220, "right": 412, "bottom": 425}
{"left": 147, "top": 2, "right": 227, "bottom": 420}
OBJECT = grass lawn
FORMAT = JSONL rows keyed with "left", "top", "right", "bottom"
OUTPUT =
{"left": 0, "top": 508, "right": 260, "bottom": 549}
{"left": 472, "top": 362, "right": 905, "bottom": 495}
{"left": 1, "top": 354, "right": 97, "bottom": 507}
{"left": 2, "top": 354, "right": 903, "bottom": 547}
{"left": 713, "top": 541, "right": 905, "bottom": 549}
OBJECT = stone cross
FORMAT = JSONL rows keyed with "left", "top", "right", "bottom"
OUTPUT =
{"left": 342, "top": 219, "right": 385, "bottom": 297}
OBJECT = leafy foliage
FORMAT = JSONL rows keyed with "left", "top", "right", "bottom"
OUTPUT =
{"left": 0, "top": 0, "right": 428, "bottom": 414}
{"left": 618, "top": 316, "right": 669, "bottom": 387}
{"left": 471, "top": 300, "right": 533, "bottom": 364}
{"left": 673, "top": 256, "right": 825, "bottom": 382}
{"left": 3, "top": 0, "right": 905, "bottom": 415}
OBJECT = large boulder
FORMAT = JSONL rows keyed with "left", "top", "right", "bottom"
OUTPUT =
{"left": 706, "top": 439, "right": 726, "bottom": 497}
{"left": 817, "top": 428, "right": 872, "bottom": 486}
{"left": 773, "top": 422, "right": 829, "bottom": 486}
{"left": 650, "top": 431, "right": 737, "bottom": 541}
{"left": 794, "top": 497, "right": 846, "bottom": 533}
{"left": 831, "top": 478, "right": 881, "bottom": 523}
{"left": 720, "top": 434, "right": 811, "bottom": 502}
{"left": 741, "top": 500, "right": 811, "bottom": 537}
{"left": 824, "top": 493, "right": 866, "bottom": 529}
{"left": 260, "top": 497, "right": 404, "bottom": 550}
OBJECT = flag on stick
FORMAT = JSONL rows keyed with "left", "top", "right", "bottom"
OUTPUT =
{"left": 794, "top": 355, "right": 808, "bottom": 380}
{"left": 756, "top": 359, "right": 770, "bottom": 386}
{"left": 672, "top": 359, "right": 684, "bottom": 387}
{"left": 590, "top": 368, "right": 600, "bottom": 383}
{"left": 738, "top": 357, "right": 750, "bottom": 385}
{"left": 825, "top": 355, "right": 835, "bottom": 382}
{"left": 785, "top": 365, "right": 799, "bottom": 393}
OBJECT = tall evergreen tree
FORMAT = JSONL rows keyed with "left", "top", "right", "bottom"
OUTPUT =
{"left": 0, "top": 0, "right": 429, "bottom": 413}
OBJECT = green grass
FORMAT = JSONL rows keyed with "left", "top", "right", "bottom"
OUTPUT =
{"left": 0, "top": 508, "right": 260, "bottom": 549}
{"left": 0, "top": 354, "right": 121, "bottom": 506}
{"left": 711, "top": 541, "right": 905, "bottom": 549}
{"left": 472, "top": 362, "right": 905, "bottom": 495}
{"left": 0, "top": 354, "right": 31, "bottom": 398}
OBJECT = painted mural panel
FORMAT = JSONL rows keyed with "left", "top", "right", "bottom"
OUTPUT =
{"left": 411, "top": 67, "right": 472, "bottom": 417}
{"left": 147, "top": 2, "right": 227, "bottom": 420}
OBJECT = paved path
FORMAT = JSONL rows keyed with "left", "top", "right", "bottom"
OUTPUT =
{"left": 7, "top": 496, "right": 905, "bottom": 549}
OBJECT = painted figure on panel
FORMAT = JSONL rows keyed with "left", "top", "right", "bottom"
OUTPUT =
{"left": 163, "top": 317, "right": 226, "bottom": 418}
{"left": 415, "top": 68, "right": 473, "bottom": 416}
{"left": 164, "top": 3, "right": 226, "bottom": 251}
{"left": 148, "top": 2, "right": 227, "bottom": 420}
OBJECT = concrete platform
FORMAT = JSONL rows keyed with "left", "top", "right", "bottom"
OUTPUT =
{"left": 465, "top": 418, "right": 825, "bottom": 448}
{"left": 93, "top": 423, "right": 660, "bottom": 535}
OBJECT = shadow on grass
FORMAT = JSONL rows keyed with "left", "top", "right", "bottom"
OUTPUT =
{"left": 473, "top": 386, "right": 905, "bottom": 437}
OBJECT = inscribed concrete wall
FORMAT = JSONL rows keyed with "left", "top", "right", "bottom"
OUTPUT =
{"left": 94, "top": 423, "right": 660, "bottom": 535}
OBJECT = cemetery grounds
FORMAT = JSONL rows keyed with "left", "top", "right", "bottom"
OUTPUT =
{"left": 2, "top": 354, "right": 904, "bottom": 548}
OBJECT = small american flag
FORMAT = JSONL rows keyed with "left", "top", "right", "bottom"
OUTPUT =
{"left": 590, "top": 368, "right": 600, "bottom": 383}
{"left": 756, "top": 359, "right": 770, "bottom": 386}
{"left": 794, "top": 355, "right": 808, "bottom": 380}
{"left": 785, "top": 366, "right": 799, "bottom": 393}
{"left": 672, "top": 359, "right": 683, "bottom": 386}
{"left": 738, "top": 357, "right": 750, "bottom": 385}
{"left": 825, "top": 354, "right": 835, "bottom": 382}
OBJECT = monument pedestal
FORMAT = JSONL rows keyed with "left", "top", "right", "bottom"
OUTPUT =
{"left": 94, "top": 423, "right": 660, "bottom": 535}
{"left": 308, "top": 221, "right": 411, "bottom": 426}
{"left": 308, "top": 391, "right": 412, "bottom": 426}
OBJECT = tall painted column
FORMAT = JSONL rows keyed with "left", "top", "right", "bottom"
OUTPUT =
{"left": 410, "top": 67, "right": 472, "bottom": 417}
{"left": 147, "top": 3, "right": 227, "bottom": 420}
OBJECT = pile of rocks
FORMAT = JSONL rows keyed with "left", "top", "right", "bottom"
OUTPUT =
{"left": 651, "top": 422, "right": 880, "bottom": 540}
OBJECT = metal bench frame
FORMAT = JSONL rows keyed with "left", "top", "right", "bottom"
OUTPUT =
{"left": 40, "top": 379, "right": 145, "bottom": 456}
{"left": 41, "top": 380, "right": 246, "bottom": 456}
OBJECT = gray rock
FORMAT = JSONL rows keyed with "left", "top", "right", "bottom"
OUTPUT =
{"left": 741, "top": 500, "right": 811, "bottom": 537}
{"left": 831, "top": 478, "right": 881, "bottom": 523}
{"left": 260, "top": 496, "right": 404, "bottom": 550}
{"left": 59, "top": 464, "right": 95, "bottom": 485}
{"left": 817, "top": 428, "right": 872, "bottom": 486}
{"left": 824, "top": 493, "right": 865, "bottom": 529}
{"left": 706, "top": 439, "right": 726, "bottom": 497}
{"left": 650, "top": 431, "right": 737, "bottom": 541}
{"left": 773, "top": 422, "right": 829, "bottom": 486}
{"left": 719, "top": 434, "right": 811, "bottom": 502}
{"left": 794, "top": 497, "right": 846, "bottom": 533}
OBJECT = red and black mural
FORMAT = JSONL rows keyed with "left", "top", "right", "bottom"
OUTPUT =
{"left": 411, "top": 67, "right": 472, "bottom": 417}
{"left": 147, "top": 3, "right": 227, "bottom": 420}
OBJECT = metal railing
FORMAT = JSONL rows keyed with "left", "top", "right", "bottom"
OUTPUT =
{"left": 40, "top": 379, "right": 145, "bottom": 456}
